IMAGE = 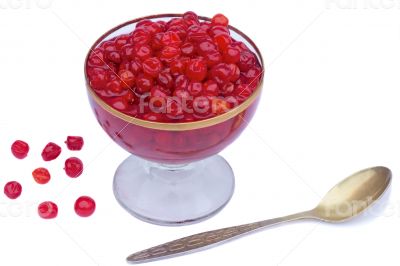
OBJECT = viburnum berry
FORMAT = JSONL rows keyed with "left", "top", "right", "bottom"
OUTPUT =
{"left": 211, "top": 13, "right": 229, "bottom": 26}
{"left": 118, "top": 69, "right": 135, "bottom": 89}
{"left": 136, "top": 75, "right": 153, "bottom": 94}
{"left": 38, "top": 201, "right": 58, "bottom": 219}
{"left": 203, "top": 80, "right": 219, "bottom": 96}
{"left": 187, "top": 81, "right": 203, "bottom": 97}
{"left": 160, "top": 46, "right": 181, "bottom": 63}
{"left": 157, "top": 70, "right": 174, "bottom": 89}
{"left": 186, "top": 59, "right": 207, "bottom": 81}
{"left": 65, "top": 136, "right": 84, "bottom": 151}
{"left": 212, "top": 98, "right": 231, "bottom": 115}
{"left": 150, "top": 85, "right": 168, "bottom": 108}
{"left": 161, "top": 31, "right": 182, "bottom": 47}
{"left": 32, "top": 167, "right": 51, "bottom": 184}
{"left": 64, "top": 157, "right": 84, "bottom": 178}
{"left": 143, "top": 57, "right": 162, "bottom": 77}
{"left": 114, "top": 35, "right": 129, "bottom": 49}
{"left": 11, "top": 140, "right": 29, "bottom": 159}
{"left": 134, "top": 44, "right": 152, "bottom": 61}
{"left": 181, "top": 42, "right": 195, "bottom": 56}
{"left": 130, "top": 29, "right": 151, "bottom": 45}
{"left": 223, "top": 45, "right": 241, "bottom": 63}
{"left": 74, "top": 196, "right": 96, "bottom": 217}
{"left": 4, "top": 181, "right": 22, "bottom": 199}
{"left": 41, "top": 142, "right": 62, "bottom": 161}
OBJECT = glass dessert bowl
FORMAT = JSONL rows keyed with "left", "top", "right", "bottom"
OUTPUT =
{"left": 85, "top": 13, "right": 264, "bottom": 225}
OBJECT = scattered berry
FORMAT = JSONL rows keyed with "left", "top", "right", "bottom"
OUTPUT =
{"left": 11, "top": 140, "right": 29, "bottom": 159}
{"left": 41, "top": 142, "right": 62, "bottom": 161}
{"left": 64, "top": 157, "right": 84, "bottom": 178}
{"left": 38, "top": 201, "right": 58, "bottom": 219}
{"left": 32, "top": 167, "right": 51, "bottom": 184}
{"left": 65, "top": 136, "right": 84, "bottom": 151}
{"left": 4, "top": 181, "right": 22, "bottom": 199}
{"left": 74, "top": 196, "right": 96, "bottom": 217}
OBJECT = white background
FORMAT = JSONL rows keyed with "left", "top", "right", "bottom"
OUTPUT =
{"left": 0, "top": 0, "right": 399, "bottom": 265}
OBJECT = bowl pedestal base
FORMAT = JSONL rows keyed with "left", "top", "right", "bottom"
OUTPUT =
{"left": 113, "top": 155, "right": 235, "bottom": 226}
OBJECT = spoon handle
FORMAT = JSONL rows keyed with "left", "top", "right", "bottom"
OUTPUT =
{"left": 127, "top": 211, "right": 311, "bottom": 264}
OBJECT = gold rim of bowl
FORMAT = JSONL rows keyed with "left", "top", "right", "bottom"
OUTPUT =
{"left": 84, "top": 13, "right": 264, "bottom": 131}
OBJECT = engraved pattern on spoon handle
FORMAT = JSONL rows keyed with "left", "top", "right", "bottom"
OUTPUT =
{"left": 128, "top": 212, "right": 309, "bottom": 263}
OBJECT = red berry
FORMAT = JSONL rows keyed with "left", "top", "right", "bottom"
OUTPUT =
{"left": 197, "top": 40, "right": 218, "bottom": 56}
{"left": 161, "top": 31, "right": 182, "bottom": 47}
{"left": 168, "top": 25, "right": 188, "bottom": 40}
{"left": 205, "top": 51, "right": 222, "bottom": 67}
{"left": 203, "top": 80, "right": 219, "bottom": 96}
{"left": 193, "top": 96, "right": 211, "bottom": 115}
{"left": 134, "top": 44, "right": 152, "bottom": 61}
{"left": 150, "top": 85, "right": 168, "bottom": 108}
{"left": 174, "top": 74, "right": 189, "bottom": 90}
{"left": 223, "top": 45, "right": 241, "bottom": 63}
{"left": 105, "top": 50, "right": 121, "bottom": 64}
{"left": 106, "top": 80, "right": 125, "bottom": 96}
{"left": 121, "top": 44, "right": 135, "bottom": 60}
{"left": 187, "top": 25, "right": 208, "bottom": 42}
{"left": 64, "top": 157, "right": 84, "bottom": 178}
{"left": 136, "top": 75, "right": 153, "bottom": 94}
{"left": 186, "top": 59, "right": 207, "bottom": 81}
{"left": 11, "top": 140, "right": 29, "bottom": 159}
{"left": 32, "top": 167, "right": 51, "bottom": 184}
{"left": 173, "top": 88, "right": 191, "bottom": 101}
{"left": 41, "top": 142, "right": 62, "bottom": 161}
{"left": 4, "top": 181, "right": 22, "bottom": 199}
{"left": 118, "top": 69, "right": 135, "bottom": 89}
{"left": 142, "top": 57, "right": 162, "bottom": 77}
{"left": 88, "top": 68, "right": 107, "bottom": 90}
{"left": 183, "top": 11, "right": 199, "bottom": 21}
{"left": 238, "top": 50, "right": 257, "bottom": 72}
{"left": 109, "top": 97, "right": 129, "bottom": 111}
{"left": 210, "top": 63, "right": 232, "bottom": 84}
{"left": 129, "top": 60, "right": 142, "bottom": 75}
{"left": 151, "top": 32, "right": 164, "bottom": 50}
{"left": 122, "top": 90, "right": 138, "bottom": 105}
{"left": 187, "top": 81, "right": 203, "bottom": 97}
{"left": 166, "top": 98, "right": 184, "bottom": 120}
{"left": 38, "top": 201, "right": 58, "bottom": 219}
{"left": 157, "top": 71, "right": 173, "bottom": 89}
{"left": 233, "top": 84, "right": 253, "bottom": 103}
{"left": 213, "top": 34, "right": 231, "bottom": 52}
{"left": 74, "top": 196, "right": 96, "bottom": 217}
{"left": 130, "top": 29, "right": 151, "bottom": 45}
{"left": 170, "top": 58, "right": 189, "bottom": 76}
{"left": 212, "top": 13, "right": 229, "bottom": 26}
{"left": 212, "top": 98, "right": 231, "bottom": 115}
{"left": 210, "top": 25, "right": 230, "bottom": 38}
{"left": 65, "top": 136, "right": 84, "bottom": 151}
{"left": 181, "top": 42, "right": 195, "bottom": 56}
{"left": 243, "top": 66, "right": 263, "bottom": 83}
{"left": 114, "top": 34, "right": 129, "bottom": 49}
{"left": 160, "top": 46, "right": 181, "bottom": 63}
{"left": 101, "top": 41, "right": 116, "bottom": 51}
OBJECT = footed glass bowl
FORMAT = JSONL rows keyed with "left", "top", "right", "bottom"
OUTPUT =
{"left": 85, "top": 14, "right": 264, "bottom": 225}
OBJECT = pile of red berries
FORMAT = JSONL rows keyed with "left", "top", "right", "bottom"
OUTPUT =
{"left": 86, "top": 12, "right": 262, "bottom": 122}
{"left": 4, "top": 137, "right": 96, "bottom": 219}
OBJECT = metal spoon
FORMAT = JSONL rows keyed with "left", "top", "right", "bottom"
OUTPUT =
{"left": 127, "top": 166, "right": 391, "bottom": 264}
